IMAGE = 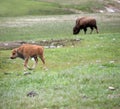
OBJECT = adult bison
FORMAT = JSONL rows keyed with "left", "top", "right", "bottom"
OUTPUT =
{"left": 73, "top": 17, "right": 99, "bottom": 34}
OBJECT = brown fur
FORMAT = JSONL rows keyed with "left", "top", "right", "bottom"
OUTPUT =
{"left": 73, "top": 17, "right": 99, "bottom": 34}
{"left": 10, "top": 44, "right": 45, "bottom": 71}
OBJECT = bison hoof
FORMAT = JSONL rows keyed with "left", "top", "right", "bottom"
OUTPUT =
{"left": 28, "top": 68, "right": 33, "bottom": 70}
{"left": 24, "top": 72, "right": 31, "bottom": 75}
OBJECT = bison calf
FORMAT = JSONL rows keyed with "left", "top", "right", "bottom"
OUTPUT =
{"left": 10, "top": 44, "right": 45, "bottom": 71}
{"left": 73, "top": 17, "right": 99, "bottom": 34}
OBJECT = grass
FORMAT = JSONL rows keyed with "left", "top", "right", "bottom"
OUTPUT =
{"left": 0, "top": 6, "right": 120, "bottom": 109}
{"left": 0, "top": 0, "right": 119, "bottom": 17}
{"left": 0, "top": 0, "right": 74, "bottom": 17}
{"left": 0, "top": 32, "right": 120, "bottom": 108}
{"left": 0, "top": 65, "right": 120, "bottom": 109}
{"left": 0, "top": 13, "right": 120, "bottom": 41}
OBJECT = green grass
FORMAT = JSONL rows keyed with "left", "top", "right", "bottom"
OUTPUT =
{"left": 0, "top": 32, "right": 120, "bottom": 108}
{"left": 0, "top": 13, "right": 120, "bottom": 41}
{"left": 0, "top": 16, "right": 73, "bottom": 41}
{"left": 0, "top": 10, "right": 120, "bottom": 109}
{"left": 0, "top": 65, "right": 120, "bottom": 109}
{"left": 0, "top": 0, "right": 74, "bottom": 17}
{"left": 0, "top": 0, "right": 119, "bottom": 17}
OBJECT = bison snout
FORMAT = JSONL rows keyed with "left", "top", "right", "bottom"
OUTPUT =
{"left": 73, "top": 31, "right": 79, "bottom": 35}
{"left": 73, "top": 32, "right": 78, "bottom": 35}
{"left": 10, "top": 56, "right": 16, "bottom": 59}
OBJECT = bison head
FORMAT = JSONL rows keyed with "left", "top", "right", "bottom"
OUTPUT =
{"left": 73, "top": 26, "right": 80, "bottom": 35}
{"left": 10, "top": 48, "right": 18, "bottom": 59}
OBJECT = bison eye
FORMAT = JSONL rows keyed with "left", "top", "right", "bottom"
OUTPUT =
{"left": 13, "top": 53, "right": 16, "bottom": 55}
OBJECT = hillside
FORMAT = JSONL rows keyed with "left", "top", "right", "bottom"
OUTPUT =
{"left": 0, "top": 0, "right": 120, "bottom": 17}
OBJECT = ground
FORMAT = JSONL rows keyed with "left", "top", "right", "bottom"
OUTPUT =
{"left": 0, "top": 1, "right": 120, "bottom": 108}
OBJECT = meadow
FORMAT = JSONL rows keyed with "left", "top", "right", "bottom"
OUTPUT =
{"left": 0, "top": 12, "right": 120, "bottom": 109}
{"left": 0, "top": 0, "right": 119, "bottom": 17}
{"left": 0, "top": 0, "right": 120, "bottom": 108}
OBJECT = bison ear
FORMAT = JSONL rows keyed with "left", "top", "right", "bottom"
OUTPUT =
{"left": 76, "top": 21, "right": 79, "bottom": 25}
{"left": 17, "top": 46, "right": 23, "bottom": 53}
{"left": 12, "top": 48, "right": 18, "bottom": 52}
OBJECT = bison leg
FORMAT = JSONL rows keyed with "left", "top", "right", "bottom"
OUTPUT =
{"left": 32, "top": 57, "right": 38, "bottom": 69}
{"left": 24, "top": 57, "right": 30, "bottom": 71}
{"left": 39, "top": 54, "right": 47, "bottom": 70}
{"left": 40, "top": 55, "right": 45, "bottom": 65}
{"left": 84, "top": 28, "right": 87, "bottom": 34}
{"left": 95, "top": 26, "right": 99, "bottom": 33}
{"left": 90, "top": 27, "right": 93, "bottom": 34}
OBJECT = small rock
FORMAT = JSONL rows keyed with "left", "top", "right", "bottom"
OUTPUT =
{"left": 108, "top": 86, "right": 115, "bottom": 90}
{"left": 27, "top": 91, "right": 38, "bottom": 97}
{"left": 4, "top": 72, "right": 10, "bottom": 75}
{"left": 109, "top": 61, "right": 114, "bottom": 64}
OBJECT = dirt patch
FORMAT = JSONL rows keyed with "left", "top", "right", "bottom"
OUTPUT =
{"left": 0, "top": 38, "right": 81, "bottom": 50}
